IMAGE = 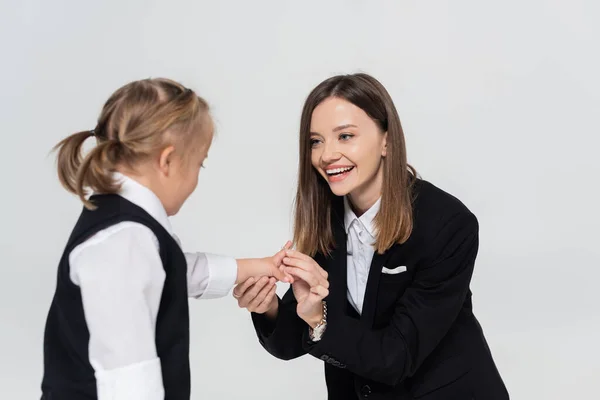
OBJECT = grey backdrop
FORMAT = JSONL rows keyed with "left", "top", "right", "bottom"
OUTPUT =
{"left": 1, "top": 0, "right": 599, "bottom": 399}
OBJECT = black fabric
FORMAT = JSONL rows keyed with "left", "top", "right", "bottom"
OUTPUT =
{"left": 252, "top": 179, "right": 510, "bottom": 399}
{"left": 41, "top": 194, "right": 190, "bottom": 399}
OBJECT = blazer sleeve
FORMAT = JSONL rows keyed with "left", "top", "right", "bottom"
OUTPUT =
{"left": 251, "top": 285, "right": 308, "bottom": 361}
{"left": 303, "top": 212, "right": 480, "bottom": 386}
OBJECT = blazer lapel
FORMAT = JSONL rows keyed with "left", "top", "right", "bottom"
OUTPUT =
{"left": 360, "top": 249, "right": 391, "bottom": 326}
{"left": 326, "top": 198, "right": 348, "bottom": 319}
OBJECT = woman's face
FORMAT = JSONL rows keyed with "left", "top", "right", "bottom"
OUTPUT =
{"left": 309, "top": 96, "right": 387, "bottom": 210}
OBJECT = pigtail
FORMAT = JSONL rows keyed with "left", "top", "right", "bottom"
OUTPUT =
{"left": 74, "top": 140, "right": 123, "bottom": 209}
{"left": 54, "top": 130, "right": 95, "bottom": 196}
{"left": 54, "top": 129, "right": 127, "bottom": 209}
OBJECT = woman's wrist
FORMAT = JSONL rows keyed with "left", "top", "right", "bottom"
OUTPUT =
{"left": 263, "top": 294, "right": 279, "bottom": 320}
{"left": 301, "top": 303, "right": 324, "bottom": 329}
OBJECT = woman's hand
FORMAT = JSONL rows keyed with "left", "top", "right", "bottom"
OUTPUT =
{"left": 233, "top": 276, "right": 279, "bottom": 317}
{"left": 282, "top": 250, "right": 329, "bottom": 328}
{"left": 267, "top": 241, "right": 294, "bottom": 283}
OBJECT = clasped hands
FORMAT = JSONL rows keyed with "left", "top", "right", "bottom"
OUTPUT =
{"left": 233, "top": 241, "right": 329, "bottom": 328}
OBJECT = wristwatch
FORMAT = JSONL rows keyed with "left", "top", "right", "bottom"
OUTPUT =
{"left": 309, "top": 301, "right": 327, "bottom": 342}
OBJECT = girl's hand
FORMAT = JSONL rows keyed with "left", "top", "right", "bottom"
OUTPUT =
{"left": 235, "top": 241, "right": 294, "bottom": 284}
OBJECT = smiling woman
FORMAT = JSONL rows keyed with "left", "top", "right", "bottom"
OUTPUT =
{"left": 296, "top": 74, "right": 416, "bottom": 257}
{"left": 310, "top": 107, "right": 385, "bottom": 197}
{"left": 235, "top": 73, "right": 509, "bottom": 400}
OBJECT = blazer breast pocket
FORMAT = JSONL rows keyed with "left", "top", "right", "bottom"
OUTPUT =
{"left": 382, "top": 265, "right": 407, "bottom": 275}
{"left": 375, "top": 269, "right": 412, "bottom": 324}
{"left": 378, "top": 265, "right": 412, "bottom": 299}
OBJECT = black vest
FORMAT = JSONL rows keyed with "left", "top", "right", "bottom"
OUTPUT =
{"left": 41, "top": 194, "right": 190, "bottom": 399}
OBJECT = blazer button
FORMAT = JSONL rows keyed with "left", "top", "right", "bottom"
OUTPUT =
{"left": 361, "top": 385, "right": 371, "bottom": 398}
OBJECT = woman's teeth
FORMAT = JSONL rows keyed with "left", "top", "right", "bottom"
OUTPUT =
{"left": 326, "top": 166, "right": 354, "bottom": 175}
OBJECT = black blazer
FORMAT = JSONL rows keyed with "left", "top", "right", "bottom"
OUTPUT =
{"left": 252, "top": 179, "right": 509, "bottom": 400}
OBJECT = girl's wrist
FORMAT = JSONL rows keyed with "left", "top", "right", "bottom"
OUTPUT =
{"left": 235, "top": 258, "right": 270, "bottom": 284}
{"left": 235, "top": 259, "right": 251, "bottom": 284}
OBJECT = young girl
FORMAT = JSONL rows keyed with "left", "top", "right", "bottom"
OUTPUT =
{"left": 235, "top": 73, "right": 509, "bottom": 399}
{"left": 41, "top": 78, "right": 289, "bottom": 400}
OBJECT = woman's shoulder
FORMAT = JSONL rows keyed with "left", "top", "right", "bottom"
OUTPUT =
{"left": 411, "top": 178, "right": 477, "bottom": 227}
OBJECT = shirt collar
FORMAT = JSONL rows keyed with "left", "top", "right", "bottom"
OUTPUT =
{"left": 343, "top": 196, "right": 381, "bottom": 238}
{"left": 113, "top": 172, "right": 173, "bottom": 235}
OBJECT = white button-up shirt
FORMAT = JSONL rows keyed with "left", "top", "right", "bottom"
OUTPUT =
{"left": 344, "top": 196, "right": 381, "bottom": 314}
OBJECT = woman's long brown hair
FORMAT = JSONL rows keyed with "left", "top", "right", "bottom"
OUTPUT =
{"left": 293, "top": 73, "right": 416, "bottom": 256}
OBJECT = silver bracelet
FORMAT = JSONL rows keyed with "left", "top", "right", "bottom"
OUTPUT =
{"left": 309, "top": 301, "right": 327, "bottom": 341}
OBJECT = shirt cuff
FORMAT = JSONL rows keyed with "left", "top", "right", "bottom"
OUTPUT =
{"left": 197, "top": 253, "right": 237, "bottom": 299}
{"left": 94, "top": 358, "right": 164, "bottom": 400}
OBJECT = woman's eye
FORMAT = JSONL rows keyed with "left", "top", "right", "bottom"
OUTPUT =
{"left": 339, "top": 133, "right": 354, "bottom": 141}
{"left": 310, "top": 138, "right": 322, "bottom": 147}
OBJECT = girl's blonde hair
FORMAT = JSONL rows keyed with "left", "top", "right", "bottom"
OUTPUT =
{"left": 54, "top": 78, "right": 211, "bottom": 209}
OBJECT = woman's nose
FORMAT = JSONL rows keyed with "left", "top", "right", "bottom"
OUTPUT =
{"left": 321, "top": 143, "right": 341, "bottom": 163}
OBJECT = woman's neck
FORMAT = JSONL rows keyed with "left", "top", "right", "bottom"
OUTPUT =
{"left": 348, "top": 168, "right": 383, "bottom": 216}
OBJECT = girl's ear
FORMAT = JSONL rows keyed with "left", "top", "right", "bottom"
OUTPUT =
{"left": 381, "top": 131, "right": 388, "bottom": 157}
{"left": 158, "top": 145, "right": 176, "bottom": 176}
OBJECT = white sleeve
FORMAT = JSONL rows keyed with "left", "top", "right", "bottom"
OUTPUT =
{"left": 70, "top": 222, "right": 166, "bottom": 400}
{"left": 184, "top": 252, "right": 238, "bottom": 299}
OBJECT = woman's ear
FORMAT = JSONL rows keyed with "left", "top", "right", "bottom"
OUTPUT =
{"left": 381, "top": 131, "right": 388, "bottom": 157}
{"left": 158, "top": 145, "right": 176, "bottom": 176}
